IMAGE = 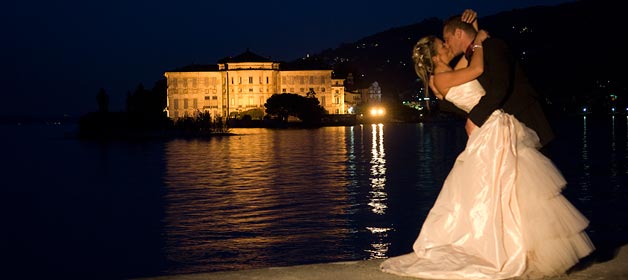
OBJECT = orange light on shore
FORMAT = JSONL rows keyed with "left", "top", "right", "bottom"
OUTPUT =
{"left": 370, "top": 107, "right": 385, "bottom": 116}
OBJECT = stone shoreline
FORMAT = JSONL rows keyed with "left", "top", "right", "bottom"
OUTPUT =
{"left": 134, "top": 244, "right": 628, "bottom": 280}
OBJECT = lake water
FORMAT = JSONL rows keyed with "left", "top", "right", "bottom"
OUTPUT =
{"left": 2, "top": 116, "right": 627, "bottom": 279}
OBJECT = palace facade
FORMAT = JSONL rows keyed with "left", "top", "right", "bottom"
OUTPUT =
{"left": 164, "top": 50, "right": 345, "bottom": 120}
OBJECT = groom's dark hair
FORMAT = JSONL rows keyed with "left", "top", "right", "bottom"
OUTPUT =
{"left": 443, "top": 15, "right": 477, "bottom": 36}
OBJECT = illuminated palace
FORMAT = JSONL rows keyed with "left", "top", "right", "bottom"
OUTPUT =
{"left": 164, "top": 50, "right": 345, "bottom": 119}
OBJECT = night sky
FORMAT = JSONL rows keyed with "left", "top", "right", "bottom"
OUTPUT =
{"left": 2, "top": 0, "right": 574, "bottom": 118}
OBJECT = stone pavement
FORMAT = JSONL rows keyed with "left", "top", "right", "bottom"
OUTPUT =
{"left": 134, "top": 245, "right": 628, "bottom": 280}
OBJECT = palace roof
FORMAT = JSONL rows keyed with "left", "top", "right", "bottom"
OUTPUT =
{"left": 167, "top": 64, "right": 219, "bottom": 72}
{"left": 217, "top": 49, "right": 273, "bottom": 63}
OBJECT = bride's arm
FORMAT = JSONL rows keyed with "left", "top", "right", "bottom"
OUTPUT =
{"left": 433, "top": 30, "right": 488, "bottom": 95}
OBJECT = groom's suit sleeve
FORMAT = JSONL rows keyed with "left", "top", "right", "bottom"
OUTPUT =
{"left": 468, "top": 38, "right": 513, "bottom": 127}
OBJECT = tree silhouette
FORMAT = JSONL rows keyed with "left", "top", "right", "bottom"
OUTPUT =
{"left": 125, "top": 80, "right": 167, "bottom": 117}
{"left": 264, "top": 93, "right": 327, "bottom": 125}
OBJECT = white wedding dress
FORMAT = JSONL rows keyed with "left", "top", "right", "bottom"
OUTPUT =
{"left": 380, "top": 80, "right": 595, "bottom": 279}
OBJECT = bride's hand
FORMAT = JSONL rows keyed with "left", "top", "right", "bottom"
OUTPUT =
{"left": 461, "top": 9, "right": 477, "bottom": 23}
{"left": 462, "top": 9, "right": 479, "bottom": 31}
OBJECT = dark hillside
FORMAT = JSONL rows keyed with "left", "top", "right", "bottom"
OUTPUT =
{"left": 306, "top": 0, "right": 625, "bottom": 115}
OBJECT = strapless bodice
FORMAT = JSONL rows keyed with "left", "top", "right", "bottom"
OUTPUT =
{"left": 444, "top": 80, "right": 485, "bottom": 113}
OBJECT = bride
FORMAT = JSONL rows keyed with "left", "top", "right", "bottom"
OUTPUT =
{"left": 379, "top": 25, "right": 594, "bottom": 280}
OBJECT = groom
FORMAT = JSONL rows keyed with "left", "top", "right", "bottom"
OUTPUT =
{"left": 439, "top": 9, "right": 555, "bottom": 148}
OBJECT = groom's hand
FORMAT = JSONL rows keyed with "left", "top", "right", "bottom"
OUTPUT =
{"left": 465, "top": 118, "right": 478, "bottom": 136}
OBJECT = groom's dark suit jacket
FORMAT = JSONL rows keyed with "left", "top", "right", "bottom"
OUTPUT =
{"left": 440, "top": 37, "right": 555, "bottom": 147}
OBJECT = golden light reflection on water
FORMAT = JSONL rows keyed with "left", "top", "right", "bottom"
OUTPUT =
{"left": 368, "top": 123, "right": 387, "bottom": 215}
{"left": 366, "top": 123, "right": 390, "bottom": 259}
{"left": 162, "top": 128, "right": 354, "bottom": 274}
{"left": 365, "top": 226, "right": 392, "bottom": 259}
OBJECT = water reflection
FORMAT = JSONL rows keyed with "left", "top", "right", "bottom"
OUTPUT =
{"left": 162, "top": 128, "right": 354, "bottom": 274}
{"left": 368, "top": 123, "right": 387, "bottom": 215}
{"left": 578, "top": 116, "right": 592, "bottom": 204}
{"left": 609, "top": 116, "right": 619, "bottom": 189}
{"left": 365, "top": 124, "right": 391, "bottom": 259}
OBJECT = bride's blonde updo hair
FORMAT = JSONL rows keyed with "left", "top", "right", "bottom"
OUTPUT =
{"left": 412, "top": 35, "right": 437, "bottom": 101}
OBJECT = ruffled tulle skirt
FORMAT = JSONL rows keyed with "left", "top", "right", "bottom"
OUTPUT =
{"left": 380, "top": 110, "right": 595, "bottom": 279}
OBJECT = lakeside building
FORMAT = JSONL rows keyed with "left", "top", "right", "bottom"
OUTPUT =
{"left": 164, "top": 50, "right": 345, "bottom": 120}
